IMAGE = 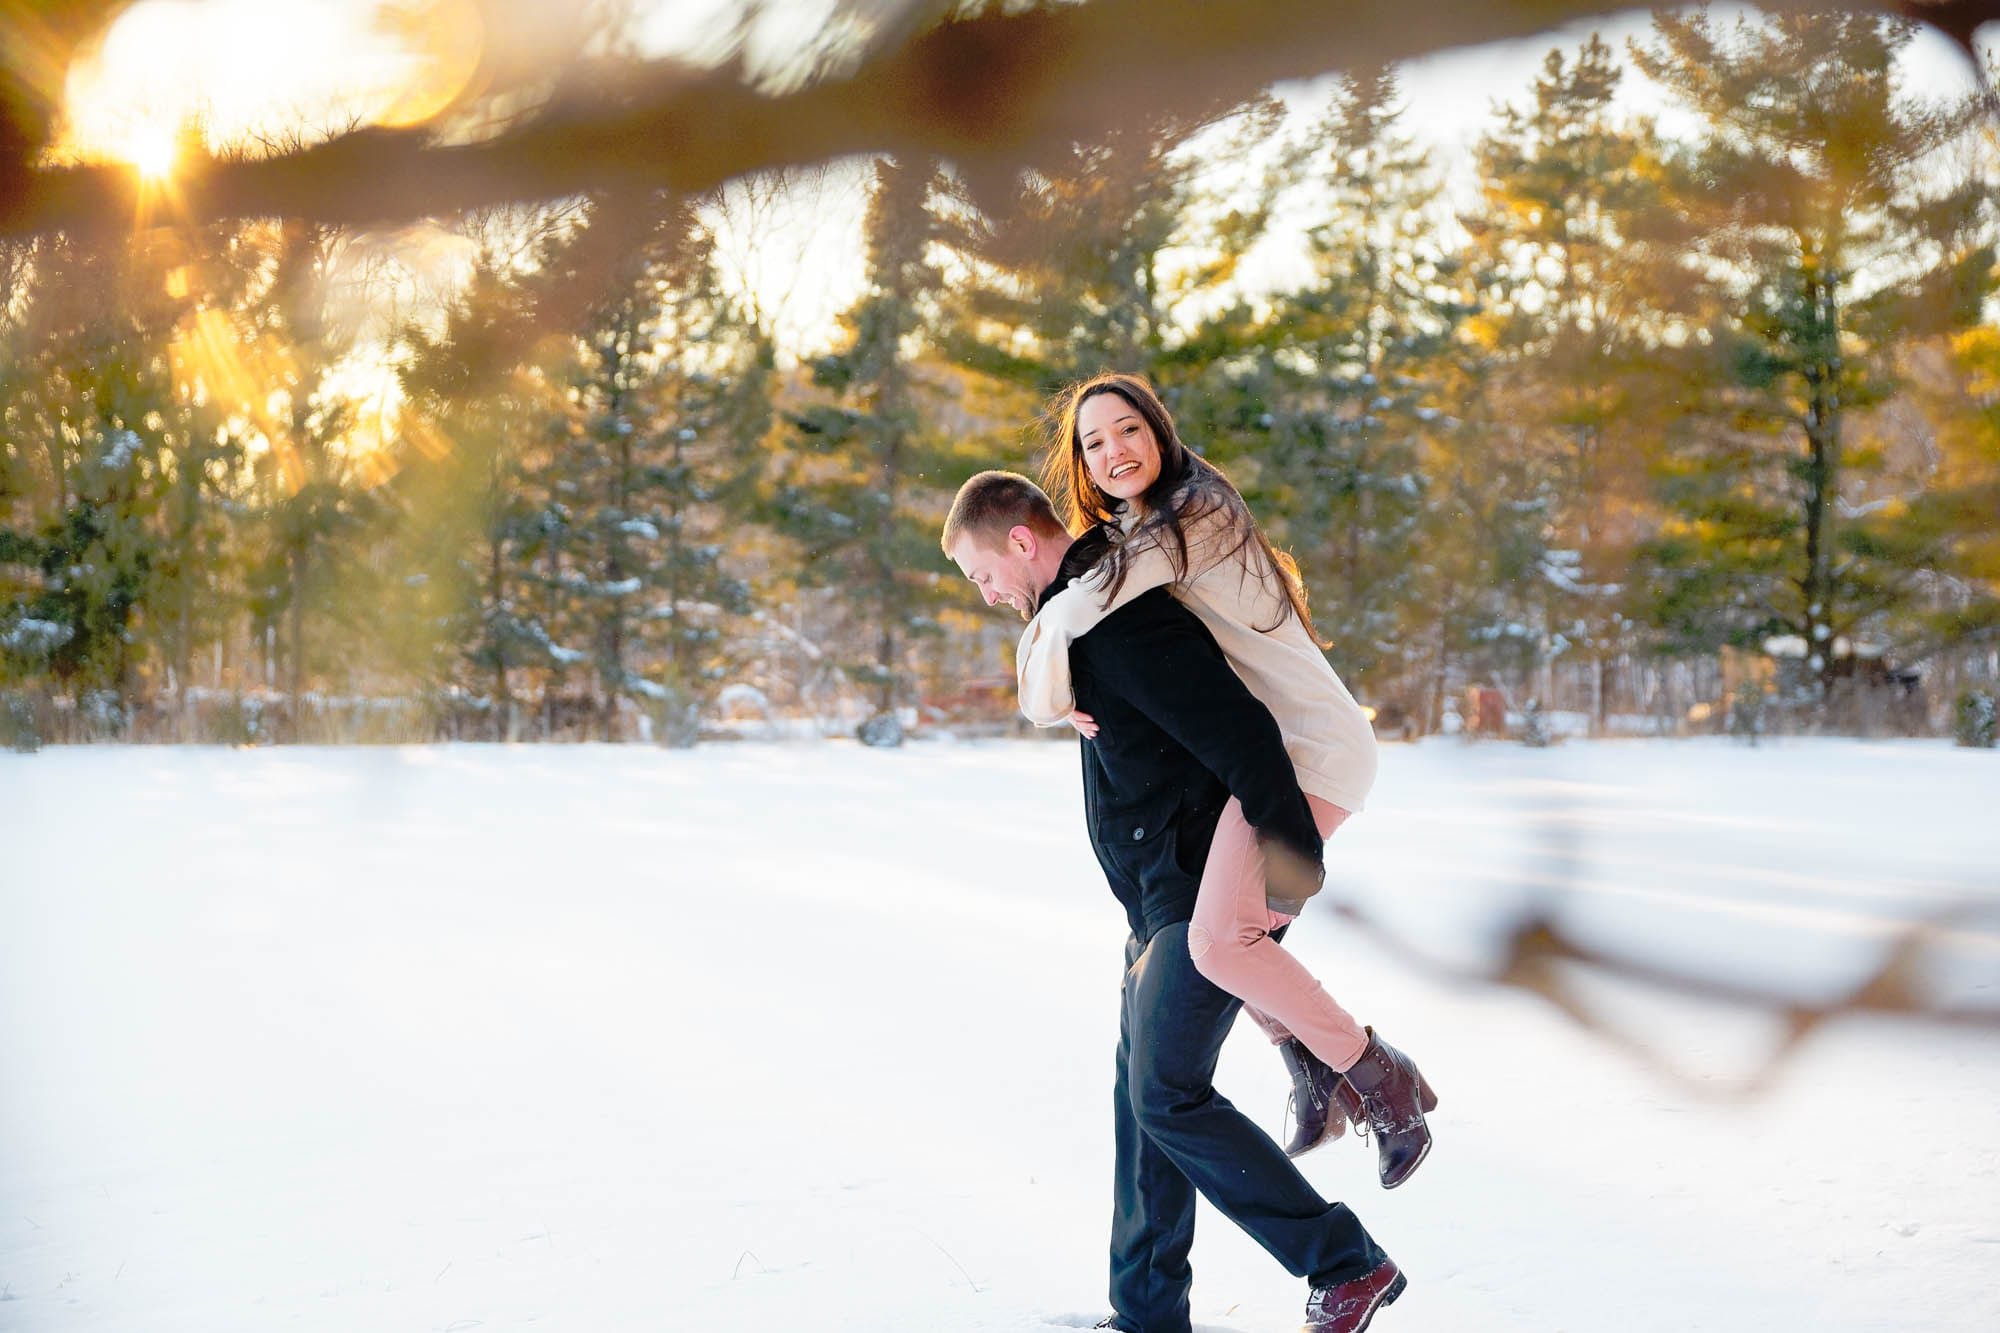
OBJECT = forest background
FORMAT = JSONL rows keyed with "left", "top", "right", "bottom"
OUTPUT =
{"left": 4, "top": 1, "right": 1998, "bottom": 749}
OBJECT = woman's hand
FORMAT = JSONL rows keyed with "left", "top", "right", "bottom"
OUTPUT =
{"left": 1067, "top": 709, "right": 1100, "bottom": 740}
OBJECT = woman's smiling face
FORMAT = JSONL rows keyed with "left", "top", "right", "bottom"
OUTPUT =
{"left": 1078, "top": 390, "right": 1163, "bottom": 504}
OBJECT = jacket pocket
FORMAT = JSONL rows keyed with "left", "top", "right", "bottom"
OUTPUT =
{"left": 1095, "top": 791, "right": 1179, "bottom": 855}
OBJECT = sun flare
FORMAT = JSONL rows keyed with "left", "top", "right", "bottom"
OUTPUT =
{"left": 123, "top": 124, "right": 177, "bottom": 181}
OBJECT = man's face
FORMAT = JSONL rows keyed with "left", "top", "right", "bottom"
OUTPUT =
{"left": 949, "top": 527, "right": 1043, "bottom": 621}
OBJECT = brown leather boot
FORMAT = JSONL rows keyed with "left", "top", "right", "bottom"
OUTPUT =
{"left": 1302, "top": 1255, "right": 1406, "bottom": 1332}
{"left": 1340, "top": 1028, "right": 1437, "bottom": 1189}
{"left": 1278, "top": 1037, "right": 1351, "bottom": 1156}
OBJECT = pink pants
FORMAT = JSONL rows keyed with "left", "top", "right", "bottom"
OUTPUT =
{"left": 1187, "top": 796, "right": 1370, "bottom": 1071}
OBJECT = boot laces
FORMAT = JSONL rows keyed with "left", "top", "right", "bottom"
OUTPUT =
{"left": 1360, "top": 1086, "right": 1417, "bottom": 1136}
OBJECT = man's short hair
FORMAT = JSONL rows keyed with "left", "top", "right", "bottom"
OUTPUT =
{"left": 941, "top": 470, "right": 1067, "bottom": 555}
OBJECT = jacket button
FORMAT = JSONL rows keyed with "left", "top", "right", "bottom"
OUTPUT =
{"left": 1132, "top": 827, "right": 1145, "bottom": 840}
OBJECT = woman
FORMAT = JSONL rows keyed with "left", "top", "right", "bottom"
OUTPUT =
{"left": 1017, "top": 372, "right": 1437, "bottom": 1188}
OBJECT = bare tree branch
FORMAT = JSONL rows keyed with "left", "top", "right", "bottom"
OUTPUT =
{"left": 1324, "top": 894, "right": 2000, "bottom": 1093}
{"left": 3, "top": 0, "right": 1993, "bottom": 238}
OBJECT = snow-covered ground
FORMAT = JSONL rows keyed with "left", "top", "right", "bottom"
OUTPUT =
{"left": 2, "top": 737, "right": 1997, "bottom": 1333}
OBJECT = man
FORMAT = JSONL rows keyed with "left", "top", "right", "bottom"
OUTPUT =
{"left": 941, "top": 470, "right": 1405, "bottom": 1333}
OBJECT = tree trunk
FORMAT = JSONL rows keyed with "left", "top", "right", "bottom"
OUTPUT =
{"left": 877, "top": 426, "right": 902, "bottom": 719}
{"left": 490, "top": 532, "right": 510, "bottom": 742}
{"left": 1800, "top": 258, "right": 1841, "bottom": 705}
{"left": 600, "top": 346, "right": 633, "bottom": 743}
{"left": 288, "top": 547, "right": 305, "bottom": 742}
{"left": 1592, "top": 654, "right": 1606, "bottom": 737}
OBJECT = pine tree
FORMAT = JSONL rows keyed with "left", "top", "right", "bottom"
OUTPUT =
{"left": 545, "top": 197, "right": 772, "bottom": 742}
{"left": 941, "top": 103, "right": 1271, "bottom": 399}
{"left": 639, "top": 204, "right": 774, "bottom": 745}
{"left": 1185, "top": 71, "right": 1467, "bottom": 716}
{"left": 396, "top": 253, "right": 561, "bottom": 739}
{"left": 237, "top": 218, "right": 380, "bottom": 733}
{"left": 1632, "top": 10, "right": 1992, "bottom": 709}
{"left": 152, "top": 222, "right": 265, "bottom": 729}
{"left": 775, "top": 155, "right": 971, "bottom": 744}
{"left": 0, "top": 230, "right": 181, "bottom": 718}
{"left": 1463, "top": 35, "right": 1672, "bottom": 730}
{"left": 1896, "top": 321, "right": 2000, "bottom": 676}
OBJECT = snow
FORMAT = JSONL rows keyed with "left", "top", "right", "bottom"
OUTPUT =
{"left": 2, "top": 738, "right": 1997, "bottom": 1332}
{"left": 717, "top": 683, "right": 773, "bottom": 717}
{"left": 98, "top": 429, "right": 143, "bottom": 473}
{"left": 0, "top": 618, "right": 73, "bottom": 656}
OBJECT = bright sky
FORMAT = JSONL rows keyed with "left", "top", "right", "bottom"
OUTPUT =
{"left": 1388, "top": 5, "right": 1992, "bottom": 159}
{"left": 56, "top": 0, "right": 2000, "bottom": 361}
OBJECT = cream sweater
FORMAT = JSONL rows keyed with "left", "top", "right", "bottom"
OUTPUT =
{"left": 1017, "top": 505, "right": 1378, "bottom": 814}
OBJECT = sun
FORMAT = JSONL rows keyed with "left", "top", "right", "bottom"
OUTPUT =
{"left": 123, "top": 124, "right": 177, "bottom": 181}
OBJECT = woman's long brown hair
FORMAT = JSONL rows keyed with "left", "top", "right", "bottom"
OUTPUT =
{"left": 1040, "top": 372, "right": 1325, "bottom": 646}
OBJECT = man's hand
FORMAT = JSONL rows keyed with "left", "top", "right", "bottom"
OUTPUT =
{"left": 1068, "top": 709, "right": 1100, "bottom": 739}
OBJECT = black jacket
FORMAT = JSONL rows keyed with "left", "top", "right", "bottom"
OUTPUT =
{"left": 1045, "top": 531, "right": 1323, "bottom": 941}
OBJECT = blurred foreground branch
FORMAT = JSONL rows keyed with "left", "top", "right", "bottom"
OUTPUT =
{"left": 1327, "top": 891, "right": 2000, "bottom": 1095}
{"left": 3, "top": 0, "right": 1995, "bottom": 238}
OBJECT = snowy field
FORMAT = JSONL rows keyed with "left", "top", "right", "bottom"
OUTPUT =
{"left": 3, "top": 737, "right": 1997, "bottom": 1333}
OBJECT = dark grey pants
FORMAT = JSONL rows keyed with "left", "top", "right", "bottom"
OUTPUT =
{"left": 1107, "top": 921, "right": 1384, "bottom": 1333}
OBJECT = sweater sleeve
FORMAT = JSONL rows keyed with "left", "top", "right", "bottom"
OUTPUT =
{"left": 1079, "top": 595, "right": 1322, "bottom": 872}
{"left": 1015, "top": 553, "right": 1174, "bottom": 725}
{"left": 1014, "top": 608, "right": 1078, "bottom": 727}
{"left": 1014, "top": 507, "right": 1241, "bottom": 726}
